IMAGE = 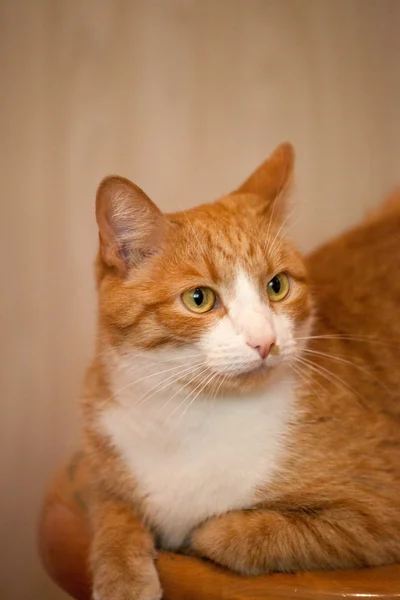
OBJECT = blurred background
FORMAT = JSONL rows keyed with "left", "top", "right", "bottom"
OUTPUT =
{"left": 1, "top": 0, "right": 399, "bottom": 598}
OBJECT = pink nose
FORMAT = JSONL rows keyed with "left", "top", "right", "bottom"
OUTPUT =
{"left": 247, "top": 340, "right": 274, "bottom": 360}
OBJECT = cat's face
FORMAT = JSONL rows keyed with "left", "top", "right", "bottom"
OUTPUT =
{"left": 96, "top": 143, "right": 312, "bottom": 395}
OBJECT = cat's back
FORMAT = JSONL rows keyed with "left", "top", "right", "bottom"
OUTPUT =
{"left": 276, "top": 199, "right": 400, "bottom": 511}
{"left": 296, "top": 196, "right": 400, "bottom": 473}
{"left": 307, "top": 199, "right": 400, "bottom": 360}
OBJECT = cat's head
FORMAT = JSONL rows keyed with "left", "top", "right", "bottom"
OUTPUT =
{"left": 96, "top": 143, "right": 312, "bottom": 395}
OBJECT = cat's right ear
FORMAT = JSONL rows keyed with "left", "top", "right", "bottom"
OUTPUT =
{"left": 235, "top": 142, "right": 295, "bottom": 221}
{"left": 96, "top": 176, "right": 167, "bottom": 277}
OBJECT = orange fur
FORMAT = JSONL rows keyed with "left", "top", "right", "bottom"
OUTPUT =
{"left": 82, "top": 143, "right": 400, "bottom": 600}
{"left": 363, "top": 188, "right": 400, "bottom": 224}
{"left": 192, "top": 207, "right": 400, "bottom": 572}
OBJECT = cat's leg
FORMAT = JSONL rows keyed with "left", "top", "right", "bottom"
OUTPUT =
{"left": 190, "top": 505, "right": 389, "bottom": 574}
{"left": 91, "top": 496, "right": 161, "bottom": 600}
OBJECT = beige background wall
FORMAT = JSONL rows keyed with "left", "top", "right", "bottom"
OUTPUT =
{"left": 1, "top": 1, "right": 399, "bottom": 598}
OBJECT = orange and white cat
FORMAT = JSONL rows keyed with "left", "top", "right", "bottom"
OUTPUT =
{"left": 83, "top": 143, "right": 400, "bottom": 600}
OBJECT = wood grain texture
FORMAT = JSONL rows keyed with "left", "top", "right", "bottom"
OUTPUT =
{"left": 38, "top": 456, "right": 400, "bottom": 599}
{"left": 1, "top": 1, "right": 400, "bottom": 598}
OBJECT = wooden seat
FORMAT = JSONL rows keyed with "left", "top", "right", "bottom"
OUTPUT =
{"left": 38, "top": 454, "right": 400, "bottom": 600}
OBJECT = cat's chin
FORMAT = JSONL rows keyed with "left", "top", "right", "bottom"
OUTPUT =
{"left": 215, "top": 362, "right": 278, "bottom": 395}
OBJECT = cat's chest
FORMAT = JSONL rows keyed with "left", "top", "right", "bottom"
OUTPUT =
{"left": 100, "top": 379, "right": 294, "bottom": 549}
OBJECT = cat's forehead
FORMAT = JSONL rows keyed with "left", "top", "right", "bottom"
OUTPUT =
{"left": 163, "top": 201, "right": 299, "bottom": 287}
{"left": 170, "top": 197, "right": 268, "bottom": 253}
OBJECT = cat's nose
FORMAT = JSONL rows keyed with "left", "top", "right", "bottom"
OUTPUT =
{"left": 247, "top": 339, "right": 275, "bottom": 360}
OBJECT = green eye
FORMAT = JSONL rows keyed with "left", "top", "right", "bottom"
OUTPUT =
{"left": 267, "top": 273, "right": 290, "bottom": 302}
{"left": 181, "top": 287, "right": 216, "bottom": 314}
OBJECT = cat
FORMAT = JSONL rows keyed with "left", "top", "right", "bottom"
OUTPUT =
{"left": 83, "top": 143, "right": 400, "bottom": 600}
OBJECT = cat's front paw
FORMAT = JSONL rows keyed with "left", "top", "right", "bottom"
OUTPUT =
{"left": 92, "top": 555, "right": 162, "bottom": 600}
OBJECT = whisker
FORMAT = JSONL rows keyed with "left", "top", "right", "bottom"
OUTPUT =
{"left": 124, "top": 348, "right": 204, "bottom": 365}
{"left": 295, "top": 333, "right": 400, "bottom": 348}
{"left": 210, "top": 372, "right": 226, "bottom": 404}
{"left": 292, "top": 354, "right": 369, "bottom": 411}
{"left": 155, "top": 365, "right": 211, "bottom": 416}
{"left": 269, "top": 215, "right": 305, "bottom": 256}
{"left": 264, "top": 153, "right": 292, "bottom": 257}
{"left": 109, "top": 361, "right": 206, "bottom": 408}
{"left": 265, "top": 203, "right": 296, "bottom": 258}
{"left": 120, "top": 353, "right": 205, "bottom": 381}
{"left": 97, "top": 344, "right": 204, "bottom": 368}
{"left": 264, "top": 182, "right": 281, "bottom": 253}
{"left": 134, "top": 362, "right": 207, "bottom": 408}
{"left": 129, "top": 360, "right": 206, "bottom": 387}
{"left": 301, "top": 347, "right": 394, "bottom": 398}
{"left": 290, "top": 361, "right": 328, "bottom": 397}
{"left": 162, "top": 367, "right": 213, "bottom": 425}
{"left": 266, "top": 208, "right": 294, "bottom": 256}
{"left": 177, "top": 371, "right": 220, "bottom": 422}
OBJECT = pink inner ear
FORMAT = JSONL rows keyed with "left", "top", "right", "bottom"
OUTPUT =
{"left": 96, "top": 175, "right": 166, "bottom": 275}
{"left": 138, "top": 247, "right": 159, "bottom": 260}
{"left": 119, "top": 240, "right": 134, "bottom": 263}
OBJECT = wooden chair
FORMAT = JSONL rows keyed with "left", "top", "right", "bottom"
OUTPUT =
{"left": 38, "top": 453, "right": 400, "bottom": 599}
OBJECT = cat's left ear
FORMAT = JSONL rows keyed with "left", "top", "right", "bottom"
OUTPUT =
{"left": 96, "top": 176, "right": 168, "bottom": 277}
{"left": 234, "top": 142, "right": 295, "bottom": 220}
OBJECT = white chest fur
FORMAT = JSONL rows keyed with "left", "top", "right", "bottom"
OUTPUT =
{"left": 100, "top": 370, "right": 295, "bottom": 550}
